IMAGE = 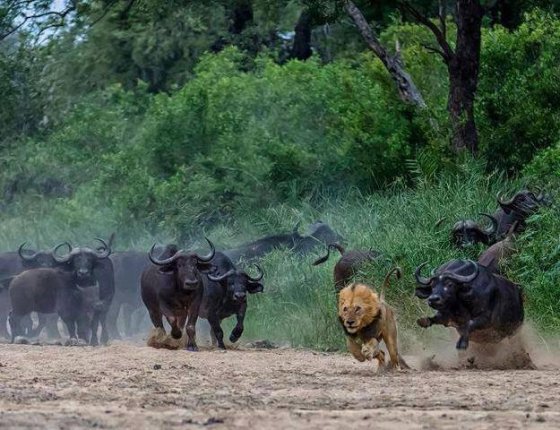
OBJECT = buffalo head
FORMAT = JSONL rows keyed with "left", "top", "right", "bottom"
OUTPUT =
{"left": 207, "top": 264, "right": 264, "bottom": 303}
{"left": 149, "top": 238, "right": 215, "bottom": 291}
{"left": 414, "top": 259, "right": 479, "bottom": 309}
{"left": 497, "top": 188, "right": 547, "bottom": 218}
{"left": 451, "top": 213, "right": 498, "bottom": 248}
{"left": 54, "top": 238, "right": 111, "bottom": 286}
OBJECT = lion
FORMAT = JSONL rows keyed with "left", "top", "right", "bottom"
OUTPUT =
{"left": 338, "top": 267, "right": 407, "bottom": 371}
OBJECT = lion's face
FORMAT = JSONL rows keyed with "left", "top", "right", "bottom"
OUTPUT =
{"left": 338, "top": 283, "right": 380, "bottom": 334}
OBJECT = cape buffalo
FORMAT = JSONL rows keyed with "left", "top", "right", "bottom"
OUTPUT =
{"left": 451, "top": 213, "right": 498, "bottom": 248}
{"left": 414, "top": 259, "right": 524, "bottom": 350}
{"left": 313, "top": 243, "right": 380, "bottom": 291}
{"left": 223, "top": 221, "right": 344, "bottom": 263}
{"left": 199, "top": 252, "right": 264, "bottom": 349}
{"left": 51, "top": 239, "right": 114, "bottom": 345}
{"left": 494, "top": 188, "right": 548, "bottom": 236}
{"left": 141, "top": 239, "right": 215, "bottom": 351}
{"left": 107, "top": 250, "right": 150, "bottom": 339}
{"left": 0, "top": 242, "right": 71, "bottom": 339}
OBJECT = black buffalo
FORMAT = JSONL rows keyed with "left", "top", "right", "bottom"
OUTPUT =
{"left": 0, "top": 242, "right": 71, "bottom": 339}
{"left": 414, "top": 259, "right": 524, "bottom": 350}
{"left": 223, "top": 221, "right": 344, "bottom": 263}
{"left": 199, "top": 252, "right": 264, "bottom": 349}
{"left": 451, "top": 213, "right": 498, "bottom": 248}
{"left": 493, "top": 189, "right": 548, "bottom": 236}
{"left": 107, "top": 250, "right": 151, "bottom": 339}
{"left": 141, "top": 239, "right": 215, "bottom": 351}
{"left": 312, "top": 243, "right": 380, "bottom": 290}
{"left": 50, "top": 239, "right": 115, "bottom": 345}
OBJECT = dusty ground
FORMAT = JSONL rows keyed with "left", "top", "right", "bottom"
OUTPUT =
{"left": 1, "top": 340, "right": 560, "bottom": 429}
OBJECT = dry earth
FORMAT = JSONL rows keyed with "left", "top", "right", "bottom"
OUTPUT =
{"left": 1, "top": 340, "right": 560, "bottom": 430}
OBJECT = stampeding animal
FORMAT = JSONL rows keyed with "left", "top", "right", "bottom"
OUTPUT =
{"left": 0, "top": 243, "right": 70, "bottom": 339}
{"left": 141, "top": 239, "right": 215, "bottom": 351}
{"left": 414, "top": 259, "right": 524, "bottom": 350}
{"left": 313, "top": 243, "right": 380, "bottom": 291}
{"left": 107, "top": 250, "right": 150, "bottom": 339}
{"left": 199, "top": 252, "right": 264, "bottom": 349}
{"left": 450, "top": 213, "right": 498, "bottom": 248}
{"left": 450, "top": 188, "right": 548, "bottom": 248}
{"left": 50, "top": 239, "right": 114, "bottom": 345}
{"left": 338, "top": 267, "right": 406, "bottom": 371}
{"left": 477, "top": 222, "right": 519, "bottom": 275}
{"left": 223, "top": 221, "right": 344, "bottom": 263}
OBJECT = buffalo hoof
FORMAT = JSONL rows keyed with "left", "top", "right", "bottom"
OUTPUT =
{"left": 65, "top": 337, "right": 79, "bottom": 346}
{"left": 14, "top": 336, "right": 29, "bottom": 345}
{"left": 417, "top": 317, "right": 431, "bottom": 328}
{"left": 186, "top": 345, "right": 199, "bottom": 352}
{"left": 229, "top": 334, "right": 241, "bottom": 343}
{"left": 456, "top": 337, "right": 469, "bottom": 350}
{"left": 77, "top": 339, "right": 88, "bottom": 347}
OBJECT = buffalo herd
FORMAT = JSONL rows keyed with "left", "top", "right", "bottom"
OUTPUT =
{"left": 0, "top": 189, "right": 550, "bottom": 368}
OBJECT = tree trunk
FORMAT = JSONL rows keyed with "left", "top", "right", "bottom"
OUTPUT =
{"left": 229, "top": 0, "right": 253, "bottom": 35}
{"left": 290, "top": 10, "right": 313, "bottom": 60}
{"left": 447, "top": 0, "right": 484, "bottom": 154}
{"left": 344, "top": 0, "right": 426, "bottom": 108}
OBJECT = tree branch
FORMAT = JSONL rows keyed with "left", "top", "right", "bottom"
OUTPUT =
{"left": 399, "top": 1, "right": 454, "bottom": 62}
{"left": 344, "top": 0, "right": 426, "bottom": 108}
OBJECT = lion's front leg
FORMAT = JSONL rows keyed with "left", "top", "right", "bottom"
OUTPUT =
{"left": 361, "top": 338, "right": 380, "bottom": 361}
{"left": 346, "top": 337, "right": 366, "bottom": 362}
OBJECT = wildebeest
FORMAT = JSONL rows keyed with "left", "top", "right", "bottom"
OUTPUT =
{"left": 141, "top": 239, "right": 215, "bottom": 351}
{"left": 313, "top": 243, "right": 380, "bottom": 290}
{"left": 223, "top": 221, "right": 344, "bottom": 263}
{"left": 199, "top": 252, "right": 264, "bottom": 349}
{"left": 414, "top": 259, "right": 524, "bottom": 350}
{"left": 48, "top": 239, "right": 115, "bottom": 345}
{"left": 450, "top": 213, "right": 498, "bottom": 248}
{"left": 0, "top": 243, "right": 71, "bottom": 339}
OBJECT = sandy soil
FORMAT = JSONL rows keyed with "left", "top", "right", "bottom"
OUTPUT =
{"left": 1, "top": 340, "right": 560, "bottom": 430}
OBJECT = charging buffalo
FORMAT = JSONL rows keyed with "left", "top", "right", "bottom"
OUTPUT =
{"left": 141, "top": 239, "right": 215, "bottom": 351}
{"left": 414, "top": 259, "right": 524, "bottom": 350}
{"left": 313, "top": 243, "right": 380, "bottom": 290}
{"left": 199, "top": 252, "right": 264, "bottom": 349}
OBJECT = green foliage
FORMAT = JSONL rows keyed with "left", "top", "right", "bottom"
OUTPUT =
{"left": 478, "top": 11, "right": 560, "bottom": 172}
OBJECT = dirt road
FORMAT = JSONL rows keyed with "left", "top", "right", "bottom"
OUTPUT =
{"left": 0, "top": 342, "right": 559, "bottom": 429}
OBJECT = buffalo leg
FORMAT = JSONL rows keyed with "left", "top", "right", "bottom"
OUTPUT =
{"left": 28, "top": 313, "right": 49, "bottom": 338}
{"left": 8, "top": 312, "right": 23, "bottom": 342}
{"left": 105, "top": 300, "right": 122, "bottom": 340}
{"left": 60, "top": 316, "right": 78, "bottom": 343}
{"left": 457, "top": 316, "right": 490, "bottom": 350}
{"left": 148, "top": 310, "right": 165, "bottom": 331}
{"left": 207, "top": 313, "right": 226, "bottom": 350}
{"left": 99, "top": 311, "right": 110, "bottom": 345}
{"left": 230, "top": 302, "right": 247, "bottom": 343}
{"left": 185, "top": 301, "right": 200, "bottom": 352}
{"left": 166, "top": 316, "right": 183, "bottom": 340}
{"left": 90, "top": 312, "right": 100, "bottom": 346}
{"left": 417, "top": 312, "right": 450, "bottom": 328}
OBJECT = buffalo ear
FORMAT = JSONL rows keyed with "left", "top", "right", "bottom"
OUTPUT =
{"left": 415, "top": 286, "right": 432, "bottom": 299}
{"left": 247, "top": 282, "right": 264, "bottom": 294}
{"left": 197, "top": 261, "right": 215, "bottom": 273}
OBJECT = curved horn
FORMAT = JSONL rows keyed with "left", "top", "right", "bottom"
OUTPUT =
{"left": 94, "top": 238, "right": 111, "bottom": 258}
{"left": 479, "top": 213, "right": 498, "bottom": 235}
{"left": 53, "top": 242, "right": 75, "bottom": 264}
{"left": 497, "top": 191, "right": 516, "bottom": 207}
{"left": 247, "top": 264, "right": 264, "bottom": 282}
{"left": 18, "top": 242, "right": 38, "bottom": 262}
{"left": 195, "top": 237, "right": 215, "bottom": 262}
{"left": 207, "top": 269, "right": 236, "bottom": 282}
{"left": 148, "top": 244, "right": 183, "bottom": 266}
{"left": 414, "top": 262, "right": 432, "bottom": 286}
{"left": 442, "top": 260, "right": 479, "bottom": 283}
